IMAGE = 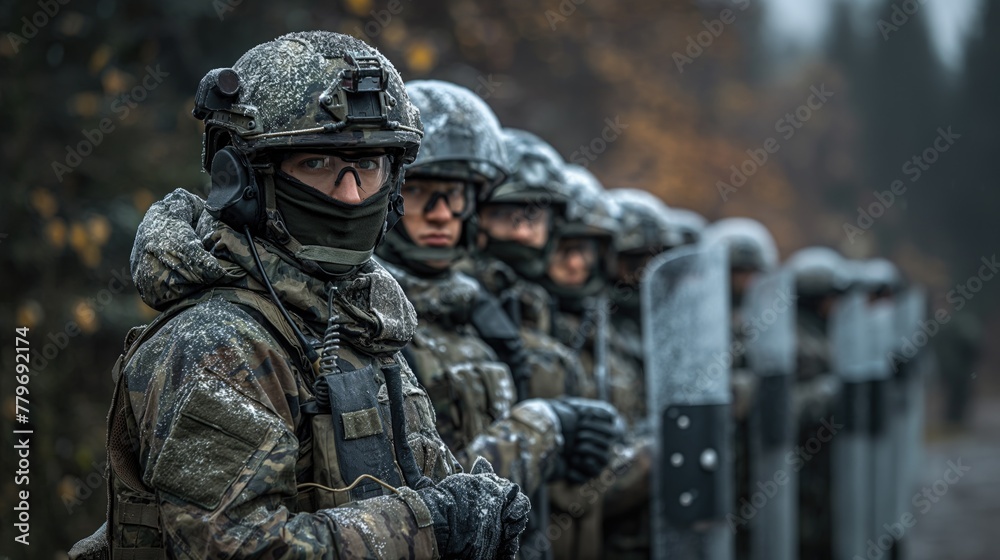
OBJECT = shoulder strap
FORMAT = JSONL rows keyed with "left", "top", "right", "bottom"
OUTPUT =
{"left": 115, "top": 288, "right": 314, "bottom": 384}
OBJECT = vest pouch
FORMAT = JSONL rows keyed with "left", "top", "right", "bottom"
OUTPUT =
{"left": 310, "top": 364, "right": 404, "bottom": 506}
{"left": 443, "top": 361, "right": 516, "bottom": 449}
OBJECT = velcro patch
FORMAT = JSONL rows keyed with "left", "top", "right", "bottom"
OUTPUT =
{"left": 341, "top": 407, "right": 383, "bottom": 440}
{"left": 151, "top": 376, "right": 273, "bottom": 511}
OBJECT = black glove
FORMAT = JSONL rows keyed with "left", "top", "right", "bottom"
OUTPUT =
{"left": 548, "top": 397, "right": 623, "bottom": 484}
{"left": 418, "top": 457, "right": 530, "bottom": 560}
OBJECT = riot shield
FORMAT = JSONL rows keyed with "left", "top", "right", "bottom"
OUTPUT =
{"left": 743, "top": 270, "right": 796, "bottom": 560}
{"left": 866, "top": 298, "right": 897, "bottom": 550}
{"left": 894, "top": 288, "right": 927, "bottom": 540}
{"left": 828, "top": 291, "right": 871, "bottom": 560}
{"left": 643, "top": 243, "right": 733, "bottom": 560}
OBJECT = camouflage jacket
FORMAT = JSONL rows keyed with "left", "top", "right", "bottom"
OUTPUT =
{"left": 796, "top": 309, "right": 830, "bottom": 380}
{"left": 377, "top": 259, "right": 563, "bottom": 495}
{"left": 457, "top": 256, "right": 587, "bottom": 400}
{"left": 112, "top": 189, "right": 458, "bottom": 559}
{"left": 551, "top": 306, "right": 644, "bottom": 429}
{"left": 794, "top": 309, "right": 841, "bottom": 422}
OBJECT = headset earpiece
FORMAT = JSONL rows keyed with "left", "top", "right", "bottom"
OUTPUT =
{"left": 207, "top": 146, "right": 265, "bottom": 232}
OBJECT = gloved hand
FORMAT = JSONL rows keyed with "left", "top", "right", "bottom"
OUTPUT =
{"left": 418, "top": 457, "right": 530, "bottom": 560}
{"left": 548, "top": 397, "right": 624, "bottom": 484}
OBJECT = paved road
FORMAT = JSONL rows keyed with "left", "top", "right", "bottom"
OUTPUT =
{"left": 905, "top": 392, "right": 1000, "bottom": 560}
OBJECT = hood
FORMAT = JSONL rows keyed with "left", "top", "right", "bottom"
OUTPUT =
{"left": 130, "top": 188, "right": 417, "bottom": 355}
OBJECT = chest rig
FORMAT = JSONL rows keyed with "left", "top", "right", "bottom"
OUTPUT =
{"left": 103, "top": 287, "right": 421, "bottom": 560}
{"left": 387, "top": 264, "right": 517, "bottom": 453}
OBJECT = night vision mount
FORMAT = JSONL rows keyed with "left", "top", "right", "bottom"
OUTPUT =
{"left": 319, "top": 55, "right": 392, "bottom": 126}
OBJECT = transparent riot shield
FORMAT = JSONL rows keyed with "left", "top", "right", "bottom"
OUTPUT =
{"left": 867, "top": 298, "right": 897, "bottom": 550}
{"left": 643, "top": 243, "right": 733, "bottom": 560}
{"left": 829, "top": 291, "right": 871, "bottom": 560}
{"left": 894, "top": 288, "right": 927, "bottom": 541}
{"left": 743, "top": 270, "right": 796, "bottom": 560}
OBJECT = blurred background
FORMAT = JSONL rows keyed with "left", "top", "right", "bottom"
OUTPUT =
{"left": 0, "top": 0, "right": 996, "bottom": 557}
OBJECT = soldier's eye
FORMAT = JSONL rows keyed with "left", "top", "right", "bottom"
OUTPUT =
{"left": 302, "top": 157, "right": 330, "bottom": 170}
{"left": 356, "top": 158, "right": 380, "bottom": 170}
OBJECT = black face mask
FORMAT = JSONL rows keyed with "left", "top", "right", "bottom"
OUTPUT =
{"left": 273, "top": 171, "right": 390, "bottom": 275}
{"left": 481, "top": 237, "right": 551, "bottom": 280}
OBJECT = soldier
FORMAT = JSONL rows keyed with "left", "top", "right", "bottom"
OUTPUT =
{"left": 785, "top": 246, "right": 852, "bottom": 560}
{"left": 69, "top": 32, "right": 530, "bottom": 560}
{"left": 704, "top": 218, "right": 781, "bottom": 559}
{"left": 542, "top": 165, "right": 642, "bottom": 418}
{"left": 668, "top": 206, "right": 707, "bottom": 246}
{"left": 605, "top": 188, "right": 686, "bottom": 403}
{"left": 460, "top": 129, "right": 613, "bottom": 559}
{"left": 540, "top": 168, "right": 655, "bottom": 560}
{"left": 462, "top": 128, "right": 590, "bottom": 401}
{"left": 373, "top": 79, "right": 620, "bottom": 531}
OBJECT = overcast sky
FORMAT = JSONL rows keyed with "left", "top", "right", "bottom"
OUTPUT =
{"left": 759, "top": 0, "right": 986, "bottom": 71}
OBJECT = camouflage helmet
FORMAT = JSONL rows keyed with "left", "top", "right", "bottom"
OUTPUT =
{"left": 557, "top": 164, "right": 620, "bottom": 242}
{"left": 608, "top": 188, "right": 682, "bottom": 254}
{"left": 488, "top": 128, "right": 568, "bottom": 207}
{"left": 377, "top": 80, "right": 507, "bottom": 274}
{"left": 852, "top": 258, "right": 904, "bottom": 296}
{"left": 704, "top": 217, "right": 778, "bottom": 272}
{"left": 542, "top": 164, "right": 620, "bottom": 300}
{"left": 194, "top": 31, "right": 421, "bottom": 169}
{"left": 191, "top": 31, "right": 422, "bottom": 277}
{"left": 785, "top": 246, "right": 852, "bottom": 298}
{"left": 667, "top": 207, "right": 707, "bottom": 246}
{"left": 403, "top": 80, "right": 507, "bottom": 200}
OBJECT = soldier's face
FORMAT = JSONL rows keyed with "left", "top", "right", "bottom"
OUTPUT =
{"left": 478, "top": 203, "right": 550, "bottom": 249}
{"left": 617, "top": 251, "right": 655, "bottom": 286}
{"left": 280, "top": 151, "right": 390, "bottom": 203}
{"left": 399, "top": 178, "right": 464, "bottom": 266}
{"left": 548, "top": 237, "right": 598, "bottom": 287}
{"left": 731, "top": 267, "right": 757, "bottom": 299}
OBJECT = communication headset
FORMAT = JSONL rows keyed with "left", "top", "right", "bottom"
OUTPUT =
{"left": 206, "top": 146, "right": 267, "bottom": 233}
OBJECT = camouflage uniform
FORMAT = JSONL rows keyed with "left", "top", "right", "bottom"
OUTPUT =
{"left": 91, "top": 190, "right": 457, "bottom": 559}
{"left": 550, "top": 307, "right": 644, "bottom": 425}
{"left": 550, "top": 304, "right": 652, "bottom": 560}
{"left": 793, "top": 309, "right": 840, "bottom": 559}
{"left": 462, "top": 256, "right": 589, "bottom": 401}
{"left": 460, "top": 255, "right": 604, "bottom": 559}
{"left": 378, "top": 258, "right": 564, "bottom": 496}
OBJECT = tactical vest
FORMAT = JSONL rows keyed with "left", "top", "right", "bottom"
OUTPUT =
{"left": 102, "top": 287, "right": 421, "bottom": 560}
{"left": 404, "top": 321, "right": 516, "bottom": 453}
{"left": 551, "top": 309, "right": 645, "bottom": 427}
